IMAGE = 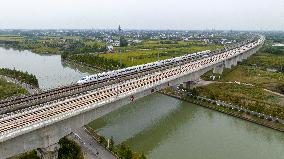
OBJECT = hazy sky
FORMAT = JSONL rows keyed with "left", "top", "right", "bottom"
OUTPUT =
{"left": 0, "top": 0, "right": 283, "bottom": 30}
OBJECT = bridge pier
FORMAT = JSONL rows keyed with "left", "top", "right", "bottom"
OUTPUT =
{"left": 36, "top": 143, "right": 60, "bottom": 159}
{"left": 236, "top": 55, "right": 243, "bottom": 62}
{"left": 213, "top": 65, "right": 224, "bottom": 74}
{"left": 231, "top": 57, "right": 238, "bottom": 66}
{"left": 224, "top": 59, "right": 233, "bottom": 69}
{"left": 182, "top": 80, "right": 199, "bottom": 90}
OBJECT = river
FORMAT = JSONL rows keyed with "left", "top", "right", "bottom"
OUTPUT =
{"left": 0, "top": 47, "right": 283, "bottom": 159}
{"left": 0, "top": 47, "right": 96, "bottom": 89}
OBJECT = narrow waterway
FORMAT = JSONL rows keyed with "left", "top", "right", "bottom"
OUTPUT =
{"left": 0, "top": 47, "right": 283, "bottom": 159}
{"left": 89, "top": 93, "right": 284, "bottom": 159}
{"left": 0, "top": 47, "right": 96, "bottom": 89}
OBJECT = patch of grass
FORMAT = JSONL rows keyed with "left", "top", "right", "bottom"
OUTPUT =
{"left": 0, "top": 35, "right": 24, "bottom": 42}
{"left": 100, "top": 44, "right": 222, "bottom": 67}
{"left": 58, "top": 137, "right": 84, "bottom": 159}
{"left": 0, "top": 68, "right": 39, "bottom": 87}
{"left": 8, "top": 150, "right": 39, "bottom": 159}
{"left": 202, "top": 50, "right": 284, "bottom": 93}
{"left": 243, "top": 52, "right": 284, "bottom": 70}
{"left": 0, "top": 78, "right": 27, "bottom": 100}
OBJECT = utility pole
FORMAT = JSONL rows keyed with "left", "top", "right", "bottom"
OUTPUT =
{"left": 118, "top": 25, "right": 122, "bottom": 68}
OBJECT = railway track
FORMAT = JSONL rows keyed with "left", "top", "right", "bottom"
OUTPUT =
{"left": 0, "top": 52, "right": 212, "bottom": 114}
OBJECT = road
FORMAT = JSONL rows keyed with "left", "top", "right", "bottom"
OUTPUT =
{"left": 69, "top": 127, "right": 117, "bottom": 159}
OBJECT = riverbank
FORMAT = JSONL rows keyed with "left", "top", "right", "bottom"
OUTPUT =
{"left": 160, "top": 88, "right": 284, "bottom": 132}
{"left": 0, "top": 77, "right": 27, "bottom": 100}
{"left": 0, "top": 75, "right": 40, "bottom": 95}
{"left": 84, "top": 126, "right": 147, "bottom": 159}
{"left": 0, "top": 68, "right": 39, "bottom": 87}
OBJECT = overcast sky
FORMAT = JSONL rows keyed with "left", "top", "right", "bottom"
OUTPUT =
{"left": 0, "top": 0, "right": 283, "bottom": 30}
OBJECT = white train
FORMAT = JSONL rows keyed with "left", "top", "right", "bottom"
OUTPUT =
{"left": 77, "top": 50, "right": 211, "bottom": 84}
{"left": 77, "top": 36, "right": 264, "bottom": 85}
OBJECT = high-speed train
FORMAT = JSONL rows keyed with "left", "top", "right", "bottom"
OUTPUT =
{"left": 77, "top": 50, "right": 211, "bottom": 84}
{"left": 77, "top": 36, "right": 264, "bottom": 85}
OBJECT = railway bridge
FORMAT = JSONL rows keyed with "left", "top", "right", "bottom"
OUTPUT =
{"left": 0, "top": 36, "right": 264, "bottom": 159}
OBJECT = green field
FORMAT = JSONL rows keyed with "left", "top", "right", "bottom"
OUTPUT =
{"left": 202, "top": 47, "right": 284, "bottom": 94}
{"left": 100, "top": 41, "right": 222, "bottom": 67}
{"left": 195, "top": 83, "right": 284, "bottom": 119}
{"left": 198, "top": 43, "right": 284, "bottom": 120}
{"left": 101, "top": 47, "right": 222, "bottom": 67}
{"left": 66, "top": 39, "right": 223, "bottom": 70}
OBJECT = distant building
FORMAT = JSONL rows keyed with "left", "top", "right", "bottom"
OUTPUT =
{"left": 106, "top": 45, "right": 114, "bottom": 53}
{"left": 128, "top": 39, "right": 142, "bottom": 45}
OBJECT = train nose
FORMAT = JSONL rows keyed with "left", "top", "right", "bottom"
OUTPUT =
{"left": 77, "top": 80, "right": 84, "bottom": 84}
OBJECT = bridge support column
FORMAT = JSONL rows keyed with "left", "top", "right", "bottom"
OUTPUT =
{"left": 224, "top": 59, "right": 233, "bottom": 69}
{"left": 213, "top": 65, "right": 224, "bottom": 74}
{"left": 182, "top": 81, "right": 198, "bottom": 90}
{"left": 37, "top": 143, "right": 60, "bottom": 159}
{"left": 231, "top": 57, "right": 238, "bottom": 66}
{"left": 236, "top": 55, "right": 243, "bottom": 62}
{"left": 242, "top": 53, "right": 249, "bottom": 60}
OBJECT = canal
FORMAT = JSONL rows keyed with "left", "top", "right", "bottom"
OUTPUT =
{"left": 0, "top": 47, "right": 283, "bottom": 159}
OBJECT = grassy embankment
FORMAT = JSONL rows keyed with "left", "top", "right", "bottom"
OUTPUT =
{"left": 195, "top": 83, "right": 284, "bottom": 119}
{"left": 0, "top": 78, "right": 27, "bottom": 100}
{"left": 0, "top": 68, "right": 35, "bottom": 100}
{"left": 196, "top": 43, "right": 284, "bottom": 120}
{"left": 66, "top": 40, "right": 223, "bottom": 70}
{"left": 0, "top": 68, "right": 39, "bottom": 87}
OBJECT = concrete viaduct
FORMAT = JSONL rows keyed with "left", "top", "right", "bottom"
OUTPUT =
{"left": 0, "top": 36, "right": 265, "bottom": 159}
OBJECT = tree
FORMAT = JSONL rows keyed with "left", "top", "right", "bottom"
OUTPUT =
{"left": 117, "top": 144, "right": 133, "bottom": 159}
{"left": 61, "top": 52, "right": 69, "bottom": 60}
{"left": 58, "top": 137, "right": 83, "bottom": 159}
{"left": 191, "top": 88, "right": 199, "bottom": 97}
{"left": 120, "top": 37, "right": 128, "bottom": 47}
{"left": 108, "top": 136, "right": 115, "bottom": 151}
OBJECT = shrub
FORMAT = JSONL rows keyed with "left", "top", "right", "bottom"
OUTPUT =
{"left": 58, "top": 137, "right": 84, "bottom": 159}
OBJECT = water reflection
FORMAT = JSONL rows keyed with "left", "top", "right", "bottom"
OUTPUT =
{"left": 0, "top": 47, "right": 95, "bottom": 89}
{"left": 90, "top": 94, "right": 284, "bottom": 159}
{"left": 89, "top": 93, "right": 185, "bottom": 144}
